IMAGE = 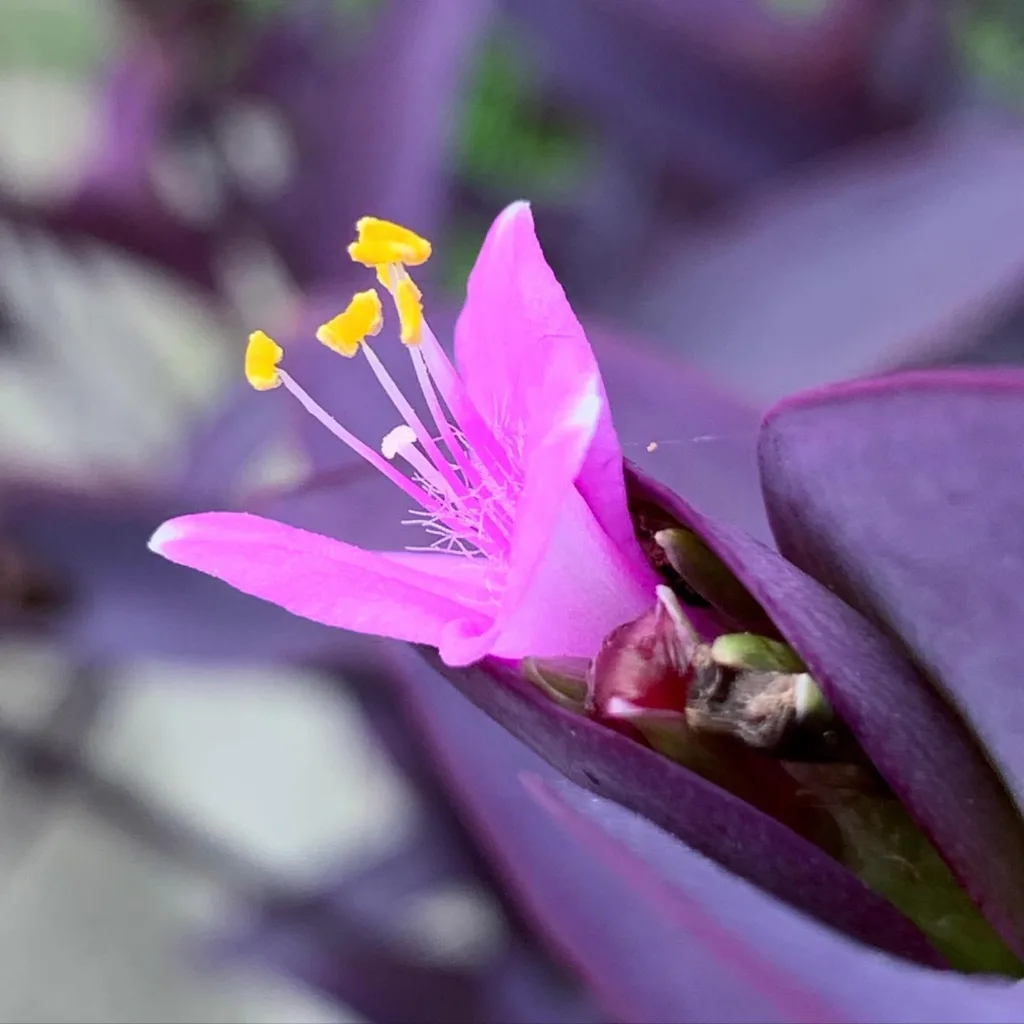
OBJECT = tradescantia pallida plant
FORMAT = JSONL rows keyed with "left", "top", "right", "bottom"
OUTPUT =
{"left": 150, "top": 204, "right": 1024, "bottom": 1020}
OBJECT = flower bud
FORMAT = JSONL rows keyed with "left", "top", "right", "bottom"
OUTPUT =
{"left": 688, "top": 636, "right": 862, "bottom": 763}
{"left": 589, "top": 585, "right": 705, "bottom": 722}
{"left": 653, "top": 527, "right": 776, "bottom": 634}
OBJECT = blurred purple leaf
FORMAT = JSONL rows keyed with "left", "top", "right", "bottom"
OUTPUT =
{"left": 216, "top": 659, "right": 597, "bottom": 1024}
{"left": 620, "top": 0, "right": 953, "bottom": 106}
{"left": 505, "top": 0, "right": 849, "bottom": 193}
{"left": 589, "top": 324, "right": 769, "bottom": 541}
{"left": 174, "top": 379, "right": 286, "bottom": 502}
{"left": 417, "top": 646, "right": 939, "bottom": 965}
{"left": 237, "top": 0, "right": 494, "bottom": 287}
{"left": 79, "top": 27, "right": 174, "bottom": 205}
{"left": 0, "top": 483, "right": 350, "bottom": 664}
{"left": 222, "top": 893, "right": 518, "bottom": 1024}
{"left": 528, "top": 774, "right": 1024, "bottom": 1024}
{"left": 222, "top": 863, "right": 593, "bottom": 1024}
{"left": 627, "top": 464, "right": 1024, "bottom": 958}
{"left": 0, "top": 194, "right": 220, "bottom": 293}
{"left": 635, "top": 108, "right": 1024, "bottom": 399}
{"left": 759, "top": 368, "right": 1024, "bottom": 896}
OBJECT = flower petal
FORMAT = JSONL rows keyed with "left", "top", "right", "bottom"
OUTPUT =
{"left": 439, "top": 382, "right": 655, "bottom": 665}
{"left": 148, "top": 512, "right": 488, "bottom": 646}
{"left": 454, "top": 201, "right": 641, "bottom": 561}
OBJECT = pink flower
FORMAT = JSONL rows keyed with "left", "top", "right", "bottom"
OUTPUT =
{"left": 149, "top": 202, "right": 658, "bottom": 666}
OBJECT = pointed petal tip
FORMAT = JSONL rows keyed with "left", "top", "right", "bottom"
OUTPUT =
{"left": 148, "top": 519, "right": 184, "bottom": 558}
{"left": 496, "top": 199, "right": 533, "bottom": 233}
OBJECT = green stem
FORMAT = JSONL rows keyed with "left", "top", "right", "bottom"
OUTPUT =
{"left": 789, "top": 764, "right": 1024, "bottom": 976}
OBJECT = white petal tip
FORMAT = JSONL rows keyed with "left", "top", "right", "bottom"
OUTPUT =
{"left": 655, "top": 584, "right": 686, "bottom": 623}
{"left": 496, "top": 200, "right": 532, "bottom": 233}
{"left": 148, "top": 521, "right": 183, "bottom": 556}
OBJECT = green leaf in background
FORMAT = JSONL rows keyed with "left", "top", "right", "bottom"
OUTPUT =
{"left": 959, "top": 3, "right": 1024, "bottom": 101}
{"left": 0, "top": 0, "right": 116, "bottom": 75}
{"left": 765, "top": 0, "right": 829, "bottom": 17}
{"left": 445, "top": 29, "right": 591, "bottom": 293}
{"left": 456, "top": 31, "right": 589, "bottom": 200}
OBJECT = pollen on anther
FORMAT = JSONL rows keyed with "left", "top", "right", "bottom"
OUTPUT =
{"left": 316, "top": 289, "right": 384, "bottom": 357}
{"left": 245, "top": 330, "right": 283, "bottom": 391}
{"left": 395, "top": 276, "right": 424, "bottom": 346}
{"left": 348, "top": 217, "right": 431, "bottom": 268}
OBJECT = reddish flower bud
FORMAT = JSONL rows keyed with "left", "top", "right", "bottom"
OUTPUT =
{"left": 590, "top": 585, "right": 708, "bottom": 722}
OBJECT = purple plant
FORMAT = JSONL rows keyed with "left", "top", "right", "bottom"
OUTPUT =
{"left": 144, "top": 203, "right": 1024, "bottom": 1019}
{"left": 5, "top": 1, "right": 1024, "bottom": 1021}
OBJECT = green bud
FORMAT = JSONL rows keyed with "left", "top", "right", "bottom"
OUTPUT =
{"left": 653, "top": 528, "right": 775, "bottom": 633}
{"left": 710, "top": 632, "right": 806, "bottom": 673}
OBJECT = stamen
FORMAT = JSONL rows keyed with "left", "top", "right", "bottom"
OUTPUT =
{"left": 316, "top": 289, "right": 383, "bottom": 357}
{"left": 409, "top": 346, "right": 483, "bottom": 487}
{"left": 358, "top": 341, "right": 466, "bottom": 499}
{"left": 418, "top": 322, "right": 515, "bottom": 481}
{"left": 381, "top": 424, "right": 417, "bottom": 460}
{"left": 348, "top": 217, "right": 431, "bottom": 268}
{"left": 276, "top": 369, "right": 432, "bottom": 509}
{"left": 315, "top": 285, "right": 469, "bottom": 498}
{"left": 378, "top": 264, "right": 513, "bottom": 490}
{"left": 382, "top": 425, "right": 447, "bottom": 492}
{"left": 245, "top": 330, "right": 283, "bottom": 391}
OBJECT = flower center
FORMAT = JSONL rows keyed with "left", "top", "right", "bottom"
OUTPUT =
{"left": 245, "top": 218, "right": 519, "bottom": 564}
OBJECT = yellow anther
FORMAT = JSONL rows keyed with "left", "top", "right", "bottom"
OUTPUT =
{"left": 348, "top": 217, "right": 431, "bottom": 268}
{"left": 316, "top": 289, "right": 384, "bottom": 357}
{"left": 395, "top": 275, "right": 424, "bottom": 346}
{"left": 245, "top": 330, "right": 283, "bottom": 391}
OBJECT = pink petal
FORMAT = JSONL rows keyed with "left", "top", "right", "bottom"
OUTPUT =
{"left": 439, "top": 384, "right": 656, "bottom": 666}
{"left": 454, "top": 201, "right": 642, "bottom": 563}
{"left": 148, "top": 512, "right": 489, "bottom": 646}
{"left": 381, "top": 550, "right": 492, "bottom": 604}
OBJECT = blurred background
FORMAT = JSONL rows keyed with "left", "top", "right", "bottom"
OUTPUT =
{"left": 0, "top": 0, "right": 1023, "bottom": 1020}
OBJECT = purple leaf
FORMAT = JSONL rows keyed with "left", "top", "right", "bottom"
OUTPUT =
{"left": 528, "top": 774, "right": 1024, "bottom": 1024}
{"left": 635, "top": 107, "right": 1024, "bottom": 400}
{"left": 758, "top": 368, "right": 1024, "bottom": 946}
{"left": 220, "top": 897, "right": 511, "bottom": 1024}
{"left": 415, "top": 645, "right": 940, "bottom": 966}
{"left": 78, "top": 21, "right": 175, "bottom": 205}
